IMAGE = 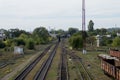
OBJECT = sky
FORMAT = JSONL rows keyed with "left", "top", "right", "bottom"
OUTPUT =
{"left": 0, "top": 0, "right": 120, "bottom": 31}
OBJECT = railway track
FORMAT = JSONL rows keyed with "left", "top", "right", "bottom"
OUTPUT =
{"left": 68, "top": 51, "right": 93, "bottom": 80}
{"left": 57, "top": 39, "right": 69, "bottom": 80}
{"left": 14, "top": 45, "right": 51, "bottom": 80}
{"left": 34, "top": 43, "right": 59, "bottom": 80}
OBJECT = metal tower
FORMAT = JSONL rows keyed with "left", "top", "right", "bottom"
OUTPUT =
{"left": 82, "top": 0, "right": 86, "bottom": 54}
{"left": 82, "top": 0, "right": 86, "bottom": 31}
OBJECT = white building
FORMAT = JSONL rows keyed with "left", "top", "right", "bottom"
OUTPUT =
{"left": 49, "top": 33, "right": 56, "bottom": 38}
{"left": 14, "top": 46, "right": 24, "bottom": 55}
{"left": 96, "top": 35, "right": 101, "bottom": 47}
{"left": 117, "top": 33, "right": 120, "bottom": 37}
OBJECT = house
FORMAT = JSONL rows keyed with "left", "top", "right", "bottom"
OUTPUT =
{"left": 117, "top": 33, "right": 120, "bottom": 37}
{"left": 0, "top": 29, "right": 6, "bottom": 40}
{"left": 95, "top": 34, "right": 112, "bottom": 47}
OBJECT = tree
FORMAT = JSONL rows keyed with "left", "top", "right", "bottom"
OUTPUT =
{"left": 56, "top": 29, "right": 65, "bottom": 36}
{"left": 88, "top": 20, "right": 94, "bottom": 32}
{"left": 19, "top": 33, "right": 30, "bottom": 42}
{"left": 13, "top": 38, "right": 25, "bottom": 46}
{"left": 26, "top": 38, "right": 34, "bottom": 49}
{"left": 86, "top": 36, "right": 96, "bottom": 46}
{"left": 100, "top": 36, "right": 108, "bottom": 46}
{"left": 101, "top": 28, "right": 107, "bottom": 35}
{"left": 8, "top": 28, "right": 29, "bottom": 38}
{"left": 4, "top": 39, "right": 12, "bottom": 47}
{"left": 68, "top": 28, "right": 79, "bottom": 35}
{"left": 112, "top": 37, "right": 120, "bottom": 47}
{"left": 0, "top": 40, "right": 5, "bottom": 48}
{"left": 69, "top": 33, "right": 83, "bottom": 49}
{"left": 33, "top": 27, "right": 50, "bottom": 44}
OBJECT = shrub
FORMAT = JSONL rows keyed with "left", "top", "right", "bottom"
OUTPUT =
{"left": 26, "top": 38, "right": 34, "bottom": 49}
{"left": 69, "top": 35, "right": 83, "bottom": 49}
{"left": 0, "top": 40, "right": 6, "bottom": 48}
{"left": 112, "top": 37, "right": 120, "bottom": 47}
{"left": 13, "top": 38, "right": 25, "bottom": 46}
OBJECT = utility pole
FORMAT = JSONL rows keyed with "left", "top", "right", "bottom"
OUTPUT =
{"left": 82, "top": 0, "right": 87, "bottom": 54}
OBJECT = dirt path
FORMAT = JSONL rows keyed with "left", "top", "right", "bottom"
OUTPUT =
{"left": 1, "top": 51, "right": 42, "bottom": 80}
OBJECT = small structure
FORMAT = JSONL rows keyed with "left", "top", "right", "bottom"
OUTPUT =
{"left": 96, "top": 35, "right": 101, "bottom": 47}
{"left": 83, "top": 49, "right": 87, "bottom": 54}
{"left": 105, "top": 34, "right": 111, "bottom": 38}
{"left": 14, "top": 46, "right": 24, "bottom": 55}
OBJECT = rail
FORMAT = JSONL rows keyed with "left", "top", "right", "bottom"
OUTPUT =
{"left": 14, "top": 45, "right": 51, "bottom": 80}
{"left": 34, "top": 43, "right": 59, "bottom": 80}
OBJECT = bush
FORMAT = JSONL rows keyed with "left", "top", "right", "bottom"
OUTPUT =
{"left": 26, "top": 38, "right": 34, "bottom": 49}
{"left": 4, "top": 39, "right": 12, "bottom": 47}
{"left": 112, "top": 37, "right": 120, "bottom": 47}
{"left": 13, "top": 38, "right": 25, "bottom": 46}
{"left": 0, "top": 40, "right": 6, "bottom": 48}
{"left": 69, "top": 35, "right": 83, "bottom": 49}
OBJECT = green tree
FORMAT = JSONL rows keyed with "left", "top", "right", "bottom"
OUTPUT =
{"left": 86, "top": 36, "right": 96, "bottom": 46}
{"left": 8, "top": 28, "right": 29, "bottom": 38}
{"left": 0, "top": 40, "right": 5, "bottom": 48}
{"left": 56, "top": 29, "right": 65, "bottom": 36}
{"left": 33, "top": 27, "right": 50, "bottom": 44}
{"left": 4, "top": 39, "right": 12, "bottom": 47}
{"left": 26, "top": 38, "right": 34, "bottom": 49}
{"left": 12, "top": 38, "right": 25, "bottom": 46}
{"left": 69, "top": 34, "right": 83, "bottom": 49}
{"left": 100, "top": 36, "right": 108, "bottom": 46}
{"left": 112, "top": 37, "right": 120, "bottom": 47}
{"left": 19, "top": 33, "right": 30, "bottom": 43}
{"left": 68, "top": 28, "right": 79, "bottom": 35}
{"left": 88, "top": 20, "right": 94, "bottom": 32}
{"left": 101, "top": 28, "right": 107, "bottom": 35}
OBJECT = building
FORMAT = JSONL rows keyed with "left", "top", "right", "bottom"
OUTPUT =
{"left": 95, "top": 34, "right": 112, "bottom": 47}
{"left": 117, "top": 33, "right": 120, "bottom": 37}
{"left": 0, "top": 29, "right": 6, "bottom": 41}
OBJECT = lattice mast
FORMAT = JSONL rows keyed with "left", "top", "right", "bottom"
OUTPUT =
{"left": 82, "top": 0, "right": 86, "bottom": 54}
{"left": 82, "top": 0, "right": 86, "bottom": 31}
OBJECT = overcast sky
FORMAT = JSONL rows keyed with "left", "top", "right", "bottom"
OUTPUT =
{"left": 0, "top": 0, "right": 120, "bottom": 31}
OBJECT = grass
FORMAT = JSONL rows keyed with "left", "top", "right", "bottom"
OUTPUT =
{"left": 75, "top": 50, "right": 112, "bottom": 80}
{"left": 0, "top": 50, "right": 37, "bottom": 79}
{"left": 65, "top": 39, "right": 112, "bottom": 80}
{"left": 24, "top": 45, "right": 55, "bottom": 80}
{"left": 0, "top": 44, "right": 50, "bottom": 80}
{"left": 45, "top": 43, "right": 61, "bottom": 80}
{"left": 67, "top": 55, "right": 79, "bottom": 80}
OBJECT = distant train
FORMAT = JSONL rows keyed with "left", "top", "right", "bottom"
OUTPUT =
{"left": 99, "top": 50, "right": 120, "bottom": 80}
